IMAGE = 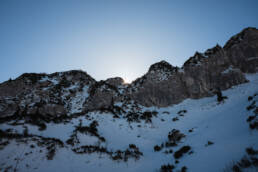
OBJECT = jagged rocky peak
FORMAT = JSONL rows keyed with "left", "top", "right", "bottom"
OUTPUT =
{"left": 204, "top": 44, "right": 223, "bottom": 56}
{"left": 13, "top": 70, "right": 95, "bottom": 86}
{"left": 223, "top": 27, "right": 258, "bottom": 73}
{"left": 183, "top": 51, "right": 207, "bottom": 67}
{"left": 0, "top": 69, "right": 99, "bottom": 120}
{"left": 145, "top": 60, "right": 179, "bottom": 82}
{"left": 183, "top": 44, "right": 224, "bottom": 68}
{"left": 105, "top": 77, "right": 125, "bottom": 87}
{"left": 148, "top": 60, "right": 177, "bottom": 73}
{"left": 49, "top": 70, "right": 95, "bottom": 84}
{"left": 224, "top": 27, "right": 258, "bottom": 50}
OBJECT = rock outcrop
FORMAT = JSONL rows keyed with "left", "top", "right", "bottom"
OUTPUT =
{"left": 224, "top": 27, "right": 258, "bottom": 73}
{"left": 128, "top": 27, "right": 258, "bottom": 107}
{"left": 0, "top": 27, "right": 258, "bottom": 122}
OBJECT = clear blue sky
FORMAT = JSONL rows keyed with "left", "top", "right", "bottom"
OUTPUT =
{"left": 0, "top": 0, "right": 258, "bottom": 83}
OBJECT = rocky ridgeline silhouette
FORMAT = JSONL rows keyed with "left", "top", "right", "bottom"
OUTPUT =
{"left": 0, "top": 27, "right": 258, "bottom": 123}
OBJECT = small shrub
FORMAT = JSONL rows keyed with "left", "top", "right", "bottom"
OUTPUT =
{"left": 232, "top": 165, "right": 241, "bottom": 172}
{"left": 177, "top": 110, "right": 187, "bottom": 114}
{"left": 38, "top": 123, "right": 47, "bottom": 131}
{"left": 172, "top": 117, "right": 179, "bottom": 121}
{"left": 248, "top": 96, "right": 253, "bottom": 101}
{"left": 246, "top": 147, "right": 258, "bottom": 155}
{"left": 154, "top": 145, "right": 162, "bottom": 152}
{"left": 167, "top": 129, "right": 185, "bottom": 145}
{"left": 238, "top": 156, "right": 251, "bottom": 168}
{"left": 205, "top": 141, "right": 214, "bottom": 146}
{"left": 160, "top": 164, "right": 175, "bottom": 172}
{"left": 129, "top": 144, "right": 137, "bottom": 149}
{"left": 216, "top": 88, "right": 227, "bottom": 102}
{"left": 254, "top": 107, "right": 258, "bottom": 114}
{"left": 246, "top": 101, "right": 256, "bottom": 111}
{"left": 47, "top": 148, "right": 56, "bottom": 160}
{"left": 140, "top": 111, "right": 157, "bottom": 123}
{"left": 181, "top": 166, "right": 187, "bottom": 172}
{"left": 247, "top": 115, "right": 256, "bottom": 122}
{"left": 251, "top": 157, "right": 258, "bottom": 166}
{"left": 174, "top": 146, "right": 191, "bottom": 159}
{"left": 249, "top": 122, "right": 258, "bottom": 130}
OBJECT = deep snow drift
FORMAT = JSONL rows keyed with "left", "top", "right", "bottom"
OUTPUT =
{"left": 0, "top": 74, "right": 258, "bottom": 172}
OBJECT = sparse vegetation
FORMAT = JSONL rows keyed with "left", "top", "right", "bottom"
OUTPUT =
{"left": 205, "top": 141, "right": 214, "bottom": 147}
{"left": 174, "top": 146, "right": 191, "bottom": 159}
{"left": 172, "top": 117, "right": 179, "bottom": 121}
{"left": 177, "top": 110, "right": 187, "bottom": 115}
{"left": 246, "top": 147, "right": 258, "bottom": 155}
{"left": 167, "top": 129, "right": 185, "bottom": 146}
{"left": 181, "top": 166, "right": 187, "bottom": 172}
{"left": 66, "top": 120, "right": 106, "bottom": 145}
{"left": 216, "top": 88, "right": 228, "bottom": 103}
{"left": 160, "top": 163, "right": 175, "bottom": 172}
{"left": 0, "top": 129, "right": 64, "bottom": 160}
{"left": 224, "top": 147, "right": 258, "bottom": 172}
{"left": 73, "top": 144, "right": 143, "bottom": 162}
{"left": 246, "top": 101, "right": 256, "bottom": 111}
{"left": 140, "top": 111, "right": 158, "bottom": 123}
{"left": 246, "top": 95, "right": 258, "bottom": 130}
{"left": 154, "top": 145, "right": 163, "bottom": 152}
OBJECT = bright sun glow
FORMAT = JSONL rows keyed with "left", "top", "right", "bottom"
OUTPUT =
{"left": 123, "top": 77, "right": 131, "bottom": 84}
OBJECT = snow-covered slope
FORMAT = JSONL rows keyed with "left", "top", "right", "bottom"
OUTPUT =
{"left": 0, "top": 74, "right": 258, "bottom": 172}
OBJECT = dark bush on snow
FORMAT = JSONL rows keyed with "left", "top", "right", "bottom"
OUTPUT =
{"left": 154, "top": 145, "right": 162, "bottom": 152}
{"left": 238, "top": 156, "right": 251, "bottom": 168}
{"left": 172, "top": 117, "right": 179, "bottom": 121}
{"left": 246, "top": 147, "right": 258, "bottom": 155}
{"left": 177, "top": 110, "right": 187, "bottom": 115}
{"left": 249, "top": 121, "right": 258, "bottom": 130}
{"left": 140, "top": 111, "right": 158, "bottom": 123}
{"left": 232, "top": 165, "right": 241, "bottom": 172}
{"left": 247, "top": 115, "right": 256, "bottom": 122}
{"left": 76, "top": 120, "right": 100, "bottom": 137}
{"left": 248, "top": 96, "right": 253, "bottom": 101}
{"left": 167, "top": 129, "right": 185, "bottom": 146}
{"left": 174, "top": 146, "right": 191, "bottom": 159}
{"left": 70, "top": 120, "right": 106, "bottom": 143}
{"left": 111, "top": 144, "right": 143, "bottom": 162}
{"left": 215, "top": 88, "right": 227, "bottom": 103}
{"left": 73, "top": 144, "right": 143, "bottom": 162}
{"left": 181, "top": 166, "right": 187, "bottom": 172}
{"left": 129, "top": 144, "right": 137, "bottom": 149}
{"left": 205, "top": 141, "right": 214, "bottom": 146}
{"left": 160, "top": 164, "right": 175, "bottom": 172}
{"left": 246, "top": 101, "right": 256, "bottom": 111}
{"left": 224, "top": 147, "right": 258, "bottom": 172}
{"left": 126, "top": 112, "right": 140, "bottom": 123}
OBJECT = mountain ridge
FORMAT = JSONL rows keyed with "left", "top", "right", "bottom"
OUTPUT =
{"left": 1, "top": 27, "right": 258, "bottom": 172}
{"left": 0, "top": 27, "right": 258, "bottom": 122}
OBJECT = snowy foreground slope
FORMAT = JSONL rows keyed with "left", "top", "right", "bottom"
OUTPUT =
{"left": 1, "top": 74, "right": 258, "bottom": 172}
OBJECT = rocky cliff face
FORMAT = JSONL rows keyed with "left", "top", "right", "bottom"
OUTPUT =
{"left": 128, "top": 27, "right": 258, "bottom": 107}
{"left": 0, "top": 27, "right": 258, "bottom": 123}
{"left": 224, "top": 27, "right": 258, "bottom": 73}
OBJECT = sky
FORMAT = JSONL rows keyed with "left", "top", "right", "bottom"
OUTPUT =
{"left": 0, "top": 0, "right": 258, "bottom": 83}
